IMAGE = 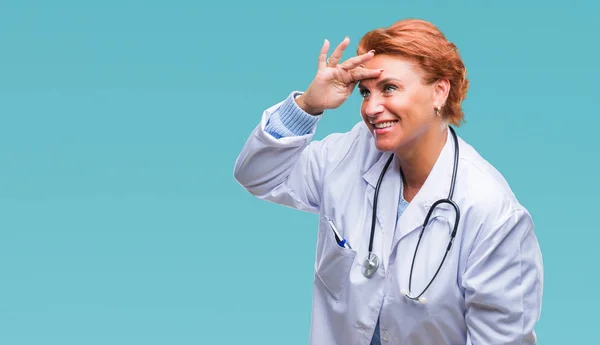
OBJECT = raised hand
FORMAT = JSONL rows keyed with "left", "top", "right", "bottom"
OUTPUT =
{"left": 295, "top": 37, "right": 383, "bottom": 115}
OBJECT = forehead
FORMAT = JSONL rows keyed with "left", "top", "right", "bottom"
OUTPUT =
{"left": 360, "top": 54, "right": 424, "bottom": 87}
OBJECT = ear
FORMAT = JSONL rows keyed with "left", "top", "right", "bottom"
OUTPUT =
{"left": 433, "top": 78, "right": 450, "bottom": 107}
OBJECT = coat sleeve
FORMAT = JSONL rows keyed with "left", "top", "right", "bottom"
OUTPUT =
{"left": 462, "top": 208, "right": 544, "bottom": 345}
{"left": 233, "top": 92, "right": 358, "bottom": 214}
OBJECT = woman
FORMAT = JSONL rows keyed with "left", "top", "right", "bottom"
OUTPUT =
{"left": 234, "top": 18, "right": 543, "bottom": 345}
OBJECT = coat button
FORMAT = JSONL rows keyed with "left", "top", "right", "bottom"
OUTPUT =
{"left": 382, "top": 331, "right": 390, "bottom": 342}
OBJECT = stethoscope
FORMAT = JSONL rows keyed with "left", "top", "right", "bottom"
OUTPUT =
{"left": 362, "top": 126, "right": 461, "bottom": 304}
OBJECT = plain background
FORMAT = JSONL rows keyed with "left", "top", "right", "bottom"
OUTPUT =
{"left": 1, "top": 0, "right": 599, "bottom": 344}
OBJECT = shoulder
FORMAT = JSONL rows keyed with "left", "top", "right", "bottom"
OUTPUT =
{"left": 456, "top": 137, "right": 533, "bottom": 241}
{"left": 310, "top": 120, "right": 382, "bottom": 172}
{"left": 313, "top": 120, "right": 373, "bottom": 153}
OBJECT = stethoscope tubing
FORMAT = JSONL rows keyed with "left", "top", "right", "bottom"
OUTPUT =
{"left": 365, "top": 126, "right": 460, "bottom": 301}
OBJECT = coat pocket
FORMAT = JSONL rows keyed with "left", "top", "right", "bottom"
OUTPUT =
{"left": 315, "top": 218, "right": 357, "bottom": 301}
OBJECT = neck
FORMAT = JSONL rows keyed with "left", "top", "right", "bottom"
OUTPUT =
{"left": 396, "top": 126, "right": 448, "bottom": 201}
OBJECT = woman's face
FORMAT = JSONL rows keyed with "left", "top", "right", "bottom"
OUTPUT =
{"left": 358, "top": 54, "right": 448, "bottom": 154}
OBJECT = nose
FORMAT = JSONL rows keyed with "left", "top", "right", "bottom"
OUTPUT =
{"left": 363, "top": 96, "right": 385, "bottom": 119}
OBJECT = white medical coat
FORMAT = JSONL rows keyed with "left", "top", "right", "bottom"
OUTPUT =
{"left": 233, "top": 99, "right": 544, "bottom": 345}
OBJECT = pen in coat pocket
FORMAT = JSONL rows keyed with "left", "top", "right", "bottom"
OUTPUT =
{"left": 324, "top": 216, "right": 352, "bottom": 249}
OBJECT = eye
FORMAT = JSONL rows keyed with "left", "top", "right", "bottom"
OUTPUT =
{"left": 382, "top": 84, "right": 398, "bottom": 93}
{"left": 359, "top": 88, "right": 370, "bottom": 98}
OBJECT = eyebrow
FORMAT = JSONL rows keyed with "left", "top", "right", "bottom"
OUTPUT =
{"left": 358, "top": 77, "right": 404, "bottom": 90}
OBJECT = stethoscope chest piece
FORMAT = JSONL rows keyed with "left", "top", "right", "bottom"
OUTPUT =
{"left": 362, "top": 254, "right": 379, "bottom": 278}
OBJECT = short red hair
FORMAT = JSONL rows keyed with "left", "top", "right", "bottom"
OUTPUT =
{"left": 357, "top": 19, "right": 469, "bottom": 126}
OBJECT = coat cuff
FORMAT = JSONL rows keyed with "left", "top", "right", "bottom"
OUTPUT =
{"left": 265, "top": 91, "right": 322, "bottom": 139}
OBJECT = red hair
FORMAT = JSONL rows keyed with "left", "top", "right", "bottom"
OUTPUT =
{"left": 357, "top": 19, "right": 469, "bottom": 126}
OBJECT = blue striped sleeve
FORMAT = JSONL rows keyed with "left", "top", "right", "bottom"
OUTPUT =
{"left": 265, "top": 91, "right": 322, "bottom": 139}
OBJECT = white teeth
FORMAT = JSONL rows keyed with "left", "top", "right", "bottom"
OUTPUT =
{"left": 374, "top": 121, "right": 397, "bottom": 129}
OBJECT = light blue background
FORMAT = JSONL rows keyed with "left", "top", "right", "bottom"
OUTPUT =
{"left": 1, "top": 0, "right": 598, "bottom": 344}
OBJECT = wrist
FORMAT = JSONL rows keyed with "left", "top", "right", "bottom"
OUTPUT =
{"left": 295, "top": 94, "right": 324, "bottom": 116}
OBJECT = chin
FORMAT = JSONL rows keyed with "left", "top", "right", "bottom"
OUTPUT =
{"left": 373, "top": 139, "right": 399, "bottom": 153}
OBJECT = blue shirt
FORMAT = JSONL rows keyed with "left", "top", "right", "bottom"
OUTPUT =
{"left": 265, "top": 92, "right": 409, "bottom": 345}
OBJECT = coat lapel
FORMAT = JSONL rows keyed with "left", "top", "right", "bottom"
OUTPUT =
{"left": 362, "top": 152, "right": 401, "bottom": 262}
{"left": 392, "top": 128, "right": 457, "bottom": 247}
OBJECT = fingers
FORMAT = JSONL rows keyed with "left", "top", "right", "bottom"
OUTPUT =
{"left": 318, "top": 39, "right": 330, "bottom": 70}
{"left": 349, "top": 66, "right": 384, "bottom": 82}
{"left": 339, "top": 50, "right": 376, "bottom": 71}
{"left": 326, "top": 36, "right": 350, "bottom": 67}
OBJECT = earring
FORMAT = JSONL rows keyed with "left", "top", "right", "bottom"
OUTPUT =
{"left": 435, "top": 105, "right": 441, "bottom": 116}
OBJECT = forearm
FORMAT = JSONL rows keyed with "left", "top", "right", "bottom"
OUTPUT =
{"left": 233, "top": 91, "right": 324, "bottom": 211}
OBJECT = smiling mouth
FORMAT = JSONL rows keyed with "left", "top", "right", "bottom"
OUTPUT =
{"left": 373, "top": 121, "right": 398, "bottom": 129}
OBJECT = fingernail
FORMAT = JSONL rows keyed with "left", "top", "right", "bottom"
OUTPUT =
{"left": 369, "top": 50, "right": 376, "bottom": 54}
{"left": 379, "top": 69, "right": 384, "bottom": 72}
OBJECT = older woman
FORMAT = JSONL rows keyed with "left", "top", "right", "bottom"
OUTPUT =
{"left": 234, "top": 18, "right": 543, "bottom": 345}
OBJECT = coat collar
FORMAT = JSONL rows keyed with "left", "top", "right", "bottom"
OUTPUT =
{"left": 362, "top": 127, "right": 458, "bottom": 246}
